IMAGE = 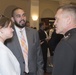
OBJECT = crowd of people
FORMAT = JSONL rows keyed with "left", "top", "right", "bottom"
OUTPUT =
{"left": 0, "top": 4, "right": 76, "bottom": 75}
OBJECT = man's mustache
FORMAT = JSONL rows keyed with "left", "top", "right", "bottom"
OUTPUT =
{"left": 20, "top": 20, "right": 25, "bottom": 23}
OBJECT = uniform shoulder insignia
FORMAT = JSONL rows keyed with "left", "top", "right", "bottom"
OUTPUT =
{"left": 64, "top": 33, "right": 70, "bottom": 39}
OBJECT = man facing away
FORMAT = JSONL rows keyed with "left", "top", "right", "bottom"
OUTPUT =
{"left": 52, "top": 4, "right": 76, "bottom": 75}
{"left": 5, "top": 7, "right": 44, "bottom": 75}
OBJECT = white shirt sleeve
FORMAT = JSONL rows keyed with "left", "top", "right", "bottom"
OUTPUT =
{"left": 0, "top": 48, "right": 17, "bottom": 75}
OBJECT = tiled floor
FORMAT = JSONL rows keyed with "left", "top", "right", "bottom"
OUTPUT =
{"left": 44, "top": 72, "right": 52, "bottom": 75}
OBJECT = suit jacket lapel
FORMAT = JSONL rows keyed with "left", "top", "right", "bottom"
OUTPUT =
{"left": 25, "top": 27, "right": 31, "bottom": 51}
{"left": 13, "top": 28, "right": 24, "bottom": 58}
{"left": 25, "top": 27, "right": 33, "bottom": 60}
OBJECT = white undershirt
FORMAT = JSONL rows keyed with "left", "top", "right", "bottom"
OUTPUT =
{"left": 14, "top": 26, "right": 28, "bottom": 50}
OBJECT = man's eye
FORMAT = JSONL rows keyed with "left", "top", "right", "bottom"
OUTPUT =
{"left": 23, "top": 13, "right": 26, "bottom": 17}
{"left": 16, "top": 15, "right": 21, "bottom": 18}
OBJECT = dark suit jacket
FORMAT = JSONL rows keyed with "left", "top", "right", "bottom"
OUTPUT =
{"left": 48, "top": 30, "right": 63, "bottom": 51}
{"left": 38, "top": 29, "right": 48, "bottom": 48}
{"left": 52, "top": 28, "right": 76, "bottom": 75}
{"left": 5, "top": 26, "right": 44, "bottom": 75}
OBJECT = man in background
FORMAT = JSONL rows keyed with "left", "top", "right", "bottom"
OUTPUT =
{"left": 26, "top": 21, "right": 30, "bottom": 27}
{"left": 38, "top": 22, "right": 48, "bottom": 73}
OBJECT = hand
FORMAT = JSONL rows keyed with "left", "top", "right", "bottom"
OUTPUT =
{"left": 40, "top": 41, "right": 44, "bottom": 45}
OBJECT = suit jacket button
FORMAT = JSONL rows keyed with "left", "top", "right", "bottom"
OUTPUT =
{"left": 23, "top": 61, "right": 25, "bottom": 64}
{"left": 24, "top": 71, "right": 25, "bottom": 73}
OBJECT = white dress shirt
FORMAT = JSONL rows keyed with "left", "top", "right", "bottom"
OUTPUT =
{"left": 0, "top": 42, "right": 20, "bottom": 75}
{"left": 14, "top": 26, "right": 29, "bottom": 73}
{"left": 14, "top": 26, "right": 28, "bottom": 50}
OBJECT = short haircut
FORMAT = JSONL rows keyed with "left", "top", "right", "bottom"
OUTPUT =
{"left": 57, "top": 4, "right": 76, "bottom": 20}
{"left": 58, "top": 4, "right": 76, "bottom": 12}
{"left": 39, "top": 22, "right": 45, "bottom": 28}
{"left": 11, "top": 7, "right": 23, "bottom": 17}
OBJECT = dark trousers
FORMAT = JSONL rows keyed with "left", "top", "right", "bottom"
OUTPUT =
{"left": 41, "top": 46, "right": 47, "bottom": 73}
{"left": 24, "top": 72, "right": 36, "bottom": 75}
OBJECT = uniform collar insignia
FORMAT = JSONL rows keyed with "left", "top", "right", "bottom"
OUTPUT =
{"left": 64, "top": 33, "right": 70, "bottom": 39}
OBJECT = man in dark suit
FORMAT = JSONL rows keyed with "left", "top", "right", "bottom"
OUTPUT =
{"left": 38, "top": 22, "right": 48, "bottom": 73}
{"left": 52, "top": 4, "right": 76, "bottom": 75}
{"left": 5, "top": 7, "right": 44, "bottom": 75}
{"left": 48, "top": 29, "right": 63, "bottom": 56}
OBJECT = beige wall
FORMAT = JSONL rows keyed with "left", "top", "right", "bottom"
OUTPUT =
{"left": 0, "top": 0, "right": 30, "bottom": 20}
{"left": 0, "top": 0, "right": 59, "bottom": 20}
{"left": 39, "top": 0, "right": 59, "bottom": 19}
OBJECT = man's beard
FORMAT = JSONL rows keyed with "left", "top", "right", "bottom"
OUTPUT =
{"left": 14, "top": 20, "right": 26, "bottom": 28}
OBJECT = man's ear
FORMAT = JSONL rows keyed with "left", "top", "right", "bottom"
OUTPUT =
{"left": 67, "top": 16, "right": 71, "bottom": 25}
{"left": 11, "top": 17, "right": 14, "bottom": 22}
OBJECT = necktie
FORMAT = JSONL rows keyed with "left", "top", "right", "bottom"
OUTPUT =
{"left": 20, "top": 30, "right": 29, "bottom": 73}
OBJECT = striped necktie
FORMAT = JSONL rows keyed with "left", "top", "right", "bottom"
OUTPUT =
{"left": 20, "top": 30, "right": 29, "bottom": 73}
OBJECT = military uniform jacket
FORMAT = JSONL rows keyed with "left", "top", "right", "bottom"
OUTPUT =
{"left": 52, "top": 28, "right": 76, "bottom": 75}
